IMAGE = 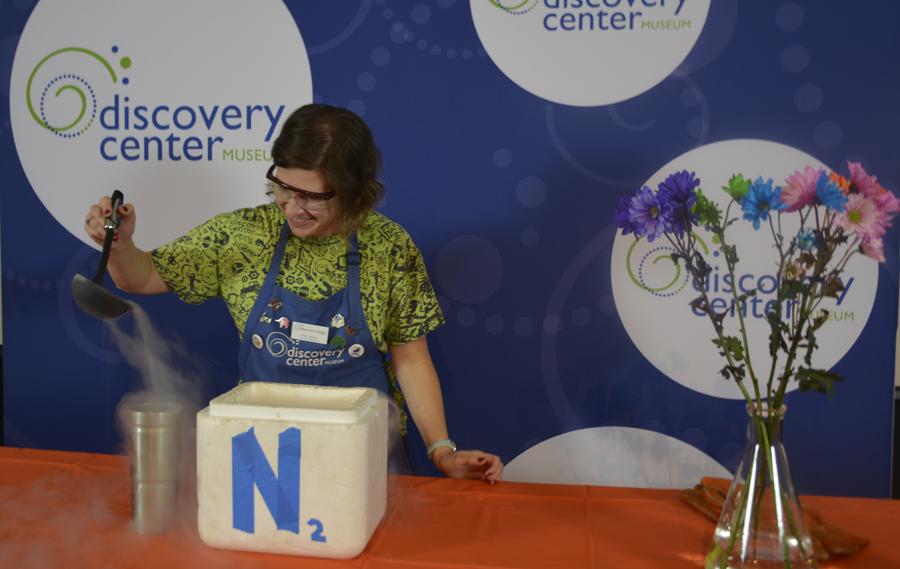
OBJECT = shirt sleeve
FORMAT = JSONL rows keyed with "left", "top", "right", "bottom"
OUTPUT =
{"left": 150, "top": 213, "right": 232, "bottom": 304}
{"left": 384, "top": 230, "right": 445, "bottom": 345}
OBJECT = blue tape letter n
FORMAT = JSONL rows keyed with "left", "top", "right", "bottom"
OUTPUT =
{"left": 232, "top": 426, "right": 301, "bottom": 534}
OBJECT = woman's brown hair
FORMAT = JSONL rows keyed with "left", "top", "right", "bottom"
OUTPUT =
{"left": 271, "top": 104, "right": 384, "bottom": 233}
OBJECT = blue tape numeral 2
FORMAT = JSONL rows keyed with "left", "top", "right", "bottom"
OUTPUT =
{"left": 307, "top": 518, "right": 327, "bottom": 542}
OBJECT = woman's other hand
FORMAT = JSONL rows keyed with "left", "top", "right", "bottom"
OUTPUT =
{"left": 433, "top": 449, "right": 503, "bottom": 484}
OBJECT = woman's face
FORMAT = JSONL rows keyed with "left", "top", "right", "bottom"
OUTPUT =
{"left": 269, "top": 167, "right": 341, "bottom": 238}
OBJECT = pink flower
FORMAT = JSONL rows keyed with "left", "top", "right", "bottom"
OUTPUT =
{"left": 847, "top": 161, "right": 900, "bottom": 214}
{"left": 861, "top": 237, "right": 886, "bottom": 263}
{"left": 875, "top": 188, "right": 900, "bottom": 215}
{"left": 835, "top": 194, "right": 884, "bottom": 240}
{"left": 847, "top": 161, "right": 881, "bottom": 196}
{"left": 782, "top": 166, "right": 821, "bottom": 211}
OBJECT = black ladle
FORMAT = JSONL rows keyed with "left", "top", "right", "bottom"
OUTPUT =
{"left": 71, "top": 190, "right": 132, "bottom": 319}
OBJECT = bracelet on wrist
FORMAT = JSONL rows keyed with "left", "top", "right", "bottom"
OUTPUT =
{"left": 427, "top": 438, "right": 457, "bottom": 459}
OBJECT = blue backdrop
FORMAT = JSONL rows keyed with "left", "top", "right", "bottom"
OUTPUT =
{"left": 1, "top": 0, "right": 897, "bottom": 497}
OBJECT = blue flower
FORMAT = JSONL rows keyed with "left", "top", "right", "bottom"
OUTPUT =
{"left": 658, "top": 170, "right": 700, "bottom": 237}
{"left": 815, "top": 172, "right": 848, "bottom": 212}
{"left": 628, "top": 186, "right": 668, "bottom": 242}
{"left": 613, "top": 195, "right": 637, "bottom": 236}
{"left": 741, "top": 177, "right": 786, "bottom": 230}
{"left": 795, "top": 229, "right": 817, "bottom": 251}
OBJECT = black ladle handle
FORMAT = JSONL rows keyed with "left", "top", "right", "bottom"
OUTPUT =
{"left": 93, "top": 190, "right": 124, "bottom": 283}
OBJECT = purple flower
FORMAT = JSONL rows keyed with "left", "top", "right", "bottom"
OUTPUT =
{"left": 614, "top": 195, "right": 637, "bottom": 236}
{"left": 629, "top": 186, "right": 668, "bottom": 242}
{"left": 658, "top": 170, "right": 700, "bottom": 236}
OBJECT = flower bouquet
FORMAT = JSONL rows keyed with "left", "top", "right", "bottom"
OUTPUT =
{"left": 614, "top": 164, "right": 899, "bottom": 568}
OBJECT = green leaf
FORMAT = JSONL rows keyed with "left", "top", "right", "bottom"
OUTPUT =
{"left": 722, "top": 244, "right": 739, "bottom": 266}
{"left": 693, "top": 189, "right": 722, "bottom": 228}
{"left": 690, "top": 296, "right": 709, "bottom": 315}
{"left": 801, "top": 312, "right": 826, "bottom": 366}
{"left": 796, "top": 367, "right": 843, "bottom": 399}
{"left": 691, "top": 297, "right": 726, "bottom": 333}
{"left": 821, "top": 275, "right": 844, "bottom": 299}
{"left": 719, "top": 364, "right": 746, "bottom": 382}
{"left": 802, "top": 339, "right": 817, "bottom": 366}
{"left": 735, "top": 290, "right": 757, "bottom": 304}
{"left": 722, "top": 174, "right": 751, "bottom": 202}
{"left": 712, "top": 335, "right": 744, "bottom": 362}
{"left": 809, "top": 310, "right": 829, "bottom": 333}
{"left": 766, "top": 310, "right": 789, "bottom": 357}
{"left": 780, "top": 279, "right": 806, "bottom": 301}
{"left": 688, "top": 251, "right": 712, "bottom": 279}
{"left": 797, "top": 252, "right": 816, "bottom": 267}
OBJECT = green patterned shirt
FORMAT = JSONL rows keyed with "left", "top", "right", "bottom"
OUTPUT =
{"left": 150, "top": 203, "right": 445, "bottom": 354}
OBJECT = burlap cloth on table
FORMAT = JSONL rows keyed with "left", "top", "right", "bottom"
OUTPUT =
{"left": 681, "top": 477, "right": 870, "bottom": 561}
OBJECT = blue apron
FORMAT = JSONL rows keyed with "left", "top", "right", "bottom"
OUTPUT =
{"left": 237, "top": 223, "right": 390, "bottom": 395}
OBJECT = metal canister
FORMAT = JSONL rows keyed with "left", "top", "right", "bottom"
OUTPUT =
{"left": 126, "top": 400, "right": 182, "bottom": 534}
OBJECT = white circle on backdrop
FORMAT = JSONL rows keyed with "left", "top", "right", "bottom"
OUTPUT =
{"left": 470, "top": 0, "right": 711, "bottom": 106}
{"left": 505, "top": 427, "right": 730, "bottom": 487}
{"left": 10, "top": 0, "right": 311, "bottom": 250}
{"left": 610, "top": 139, "right": 878, "bottom": 399}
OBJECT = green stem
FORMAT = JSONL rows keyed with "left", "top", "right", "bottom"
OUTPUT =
{"left": 772, "top": 302, "right": 811, "bottom": 409}
{"left": 708, "top": 444, "right": 756, "bottom": 568}
{"left": 719, "top": 210, "right": 762, "bottom": 404}
{"left": 772, "top": 223, "right": 854, "bottom": 407}
{"left": 765, "top": 215, "right": 789, "bottom": 402}
{"left": 806, "top": 234, "right": 858, "bottom": 315}
{"left": 663, "top": 230, "right": 753, "bottom": 404}
{"left": 756, "top": 415, "right": 793, "bottom": 567}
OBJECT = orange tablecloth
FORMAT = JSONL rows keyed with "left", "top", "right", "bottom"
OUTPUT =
{"left": 0, "top": 447, "right": 897, "bottom": 569}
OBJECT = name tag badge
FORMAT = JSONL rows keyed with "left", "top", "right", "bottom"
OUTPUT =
{"left": 291, "top": 322, "right": 330, "bottom": 345}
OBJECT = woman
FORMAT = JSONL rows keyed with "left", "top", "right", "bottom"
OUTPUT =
{"left": 84, "top": 104, "right": 502, "bottom": 483}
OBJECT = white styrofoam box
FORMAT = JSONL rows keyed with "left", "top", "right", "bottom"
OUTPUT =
{"left": 197, "top": 382, "right": 388, "bottom": 558}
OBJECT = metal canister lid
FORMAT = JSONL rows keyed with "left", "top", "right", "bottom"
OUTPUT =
{"left": 128, "top": 401, "right": 183, "bottom": 427}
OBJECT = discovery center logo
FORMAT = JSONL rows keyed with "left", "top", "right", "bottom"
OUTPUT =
{"left": 25, "top": 45, "right": 284, "bottom": 162}
{"left": 492, "top": 0, "right": 691, "bottom": 32}
{"left": 625, "top": 231, "right": 858, "bottom": 321}
{"left": 11, "top": 0, "right": 312, "bottom": 250}
{"left": 610, "top": 140, "right": 878, "bottom": 400}
{"left": 473, "top": 0, "right": 709, "bottom": 106}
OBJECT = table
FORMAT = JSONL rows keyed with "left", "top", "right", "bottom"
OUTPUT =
{"left": 1, "top": 447, "right": 897, "bottom": 568}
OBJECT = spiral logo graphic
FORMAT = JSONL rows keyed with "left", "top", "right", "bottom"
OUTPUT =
{"left": 25, "top": 46, "right": 130, "bottom": 139}
{"left": 490, "top": 0, "right": 539, "bottom": 15}
{"left": 265, "top": 331, "right": 292, "bottom": 358}
{"left": 625, "top": 233, "right": 711, "bottom": 298}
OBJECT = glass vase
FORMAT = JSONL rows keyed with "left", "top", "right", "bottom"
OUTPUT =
{"left": 706, "top": 403, "right": 817, "bottom": 569}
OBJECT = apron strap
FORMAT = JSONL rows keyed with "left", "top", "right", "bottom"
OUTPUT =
{"left": 238, "top": 222, "right": 291, "bottom": 374}
{"left": 346, "top": 233, "right": 363, "bottom": 329}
